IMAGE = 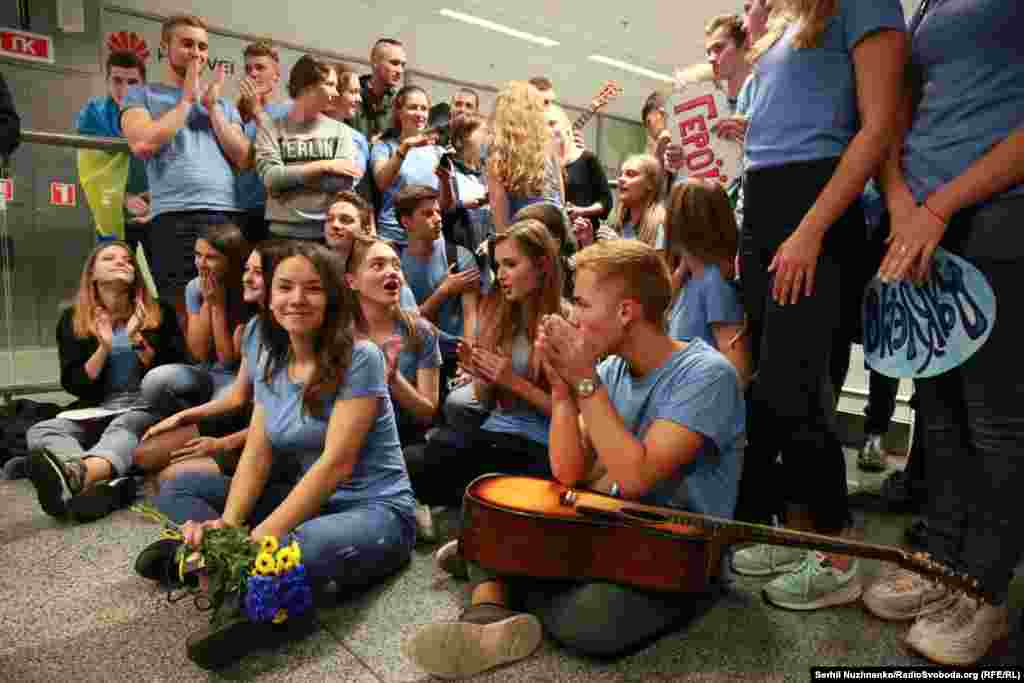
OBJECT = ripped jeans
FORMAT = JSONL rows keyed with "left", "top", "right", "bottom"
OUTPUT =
{"left": 153, "top": 471, "right": 415, "bottom": 587}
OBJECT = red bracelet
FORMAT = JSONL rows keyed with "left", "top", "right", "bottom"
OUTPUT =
{"left": 922, "top": 200, "right": 947, "bottom": 226}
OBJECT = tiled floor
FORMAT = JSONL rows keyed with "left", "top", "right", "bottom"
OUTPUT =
{"left": 1, "top": 450, "right": 1020, "bottom": 682}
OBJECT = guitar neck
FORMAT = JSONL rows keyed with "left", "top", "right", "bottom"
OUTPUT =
{"left": 652, "top": 508, "right": 977, "bottom": 594}
{"left": 572, "top": 107, "right": 597, "bottom": 133}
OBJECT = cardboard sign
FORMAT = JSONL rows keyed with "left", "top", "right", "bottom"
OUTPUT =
{"left": 0, "top": 179, "right": 12, "bottom": 202}
{"left": 50, "top": 182, "right": 78, "bottom": 207}
{"left": 667, "top": 82, "right": 742, "bottom": 186}
{"left": 0, "top": 29, "right": 55, "bottom": 65}
{"left": 863, "top": 248, "right": 996, "bottom": 379}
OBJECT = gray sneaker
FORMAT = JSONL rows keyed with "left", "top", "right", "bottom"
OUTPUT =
{"left": 3, "top": 455, "right": 28, "bottom": 480}
{"left": 731, "top": 544, "right": 806, "bottom": 576}
{"left": 905, "top": 594, "right": 1010, "bottom": 666}
{"left": 858, "top": 434, "right": 888, "bottom": 471}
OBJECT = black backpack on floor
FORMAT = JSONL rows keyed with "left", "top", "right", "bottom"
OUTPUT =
{"left": 0, "top": 399, "right": 62, "bottom": 465}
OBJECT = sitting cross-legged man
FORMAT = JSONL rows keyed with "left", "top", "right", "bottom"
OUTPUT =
{"left": 404, "top": 239, "right": 746, "bottom": 679}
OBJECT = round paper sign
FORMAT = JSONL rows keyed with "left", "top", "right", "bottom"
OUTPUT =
{"left": 862, "top": 247, "right": 995, "bottom": 378}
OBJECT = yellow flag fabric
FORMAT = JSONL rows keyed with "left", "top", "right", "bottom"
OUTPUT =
{"left": 77, "top": 150, "right": 129, "bottom": 240}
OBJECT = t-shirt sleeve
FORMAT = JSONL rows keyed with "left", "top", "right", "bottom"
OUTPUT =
{"left": 370, "top": 140, "right": 394, "bottom": 164}
{"left": 218, "top": 98, "right": 243, "bottom": 126}
{"left": 341, "top": 340, "right": 390, "bottom": 400}
{"left": 705, "top": 272, "right": 745, "bottom": 327}
{"left": 653, "top": 353, "right": 743, "bottom": 455}
{"left": 416, "top": 319, "right": 443, "bottom": 370}
{"left": 844, "top": 0, "right": 906, "bottom": 49}
{"left": 353, "top": 131, "right": 370, "bottom": 174}
{"left": 120, "top": 84, "right": 148, "bottom": 114}
{"left": 74, "top": 101, "right": 102, "bottom": 136}
{"left": 185, "top": 278, "right": 203, "bottom": 315}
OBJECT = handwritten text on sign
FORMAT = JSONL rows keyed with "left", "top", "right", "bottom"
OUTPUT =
{"left": 862, "top": 248, "right": 995, "bottom": 379}
{"left": 668, "top": 83, "right": 742, "bottom": 185}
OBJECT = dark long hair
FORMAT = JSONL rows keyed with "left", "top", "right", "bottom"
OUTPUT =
{"left": 380, "top": 85, "right": 431, "bottom": 143}
{"left": 200, "top": 223, "right": 254, "bottom": 333}
{"left": 260, "top": 242, "right": 358, "bottom": 417}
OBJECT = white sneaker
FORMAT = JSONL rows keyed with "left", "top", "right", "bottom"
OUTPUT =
{"left": 905, "top": 593, "right": 1010, "bottom": 666}
{"left": 863, "top": 565, "right": 956, "bottom": 621}
{"left": 731, "top": 544, "right": 807, "bottom": 576}
{"left": 435, "top": 539, "right": 468, "bottom": 580}
{"left": 414, "top": 502, "right": 437, "bottom": 542}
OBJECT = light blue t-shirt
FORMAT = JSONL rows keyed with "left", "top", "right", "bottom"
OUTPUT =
{"left": 185, "top": 278, "right": 241, "bottom": 391}
{"left": 400, "top": 239, "right": 476, "bottom": 350}
{"left": 242, "top": 316, "right": 264, "bottom": 384}
{"left": 121, "top": 83, "right": 244, "bottom": 217}
{"left": 481, "top": 333, "right": 551, "bottom": 446}
{"left": 237, "top": 100, "right": 293, "bottom": 211}
{"left": 389, "top": 317, "right": 442, "bottom": 429}
{"left": 902, "top": 0, "right": 1024, "bottom": 204}
{"left": 75, "top": 96, "right": 148, "bottom": 195}
{"left": 102, "top": 325, "right": 144, "bottom": 408}
{"left": 744, "top": 1, "right": 905, "bottom": 171}
{"left": 598, "top": 338, "right": 745, "bottom": 519}
{"left": 399, "top": 284, "right": 419, "bottom": 311}
{"left": 370, "top": 139, "right": 444, "bottom": 245}
{"left": 253, "top": 339, "right": 412, "bottom": 504}
{"left": 667, "top": 265, "right": 744, "bottom": 348}
{"left": 622, "top": 221, "right": 665, "bottom": 249}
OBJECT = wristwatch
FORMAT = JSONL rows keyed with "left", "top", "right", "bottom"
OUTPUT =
{"left": 575, "top": 374, "right": 601, "bottom": 399}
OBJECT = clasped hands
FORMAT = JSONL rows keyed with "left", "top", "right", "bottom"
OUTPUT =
{"left": 534, "top": 314, "right": 601, "bottom": 399}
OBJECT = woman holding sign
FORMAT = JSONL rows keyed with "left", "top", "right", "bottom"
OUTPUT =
{"left": 864, "top": 0, "right": 1024, "bottom": 666}
{"left": 731, "top": 0, "right": 907, "bottom": 610}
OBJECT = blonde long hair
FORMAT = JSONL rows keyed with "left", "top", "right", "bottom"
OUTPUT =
{"left": 487, "top": 81, "right": 550, "bottom": 197}
{"left": 72, "top": 241, "right": 162, "bottom": 339}
{"left": 750, "top": 0, "right": 835, "bottom": 62}
{"left": 607, "top": 154, "right": 666, "bottom": 248}
{"left": 477, "top": 220, "right": 564, "bottom": 400}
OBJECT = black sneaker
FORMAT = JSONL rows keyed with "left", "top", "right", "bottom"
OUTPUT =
{"left": 186, "top": 605, "right": 318, "bottom": 670}
{"left": 69, "top": 476, "right": 138, "bottom": 523}
{"left": 27, "top": 449, "right": 85, "bottom": 518}
{"left": 135, "top": 537, "right": 202, "bottom": 589}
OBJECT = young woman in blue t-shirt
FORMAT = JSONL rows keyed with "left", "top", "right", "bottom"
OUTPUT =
{"left": 663, "top": 179, "right": 750, "bottom": 386}
{"left": 138, "top": 241, "right": 415, "bottom": 667}
{"left": 405, "top": 220, "right": 565, "bottom": 507}
{"left": 733, "top": 0, "right": 906, "bottom": 609}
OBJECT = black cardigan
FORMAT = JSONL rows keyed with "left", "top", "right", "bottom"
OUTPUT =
{"left": 57, "top": 301, "right": 187, "bottom": 406}
{"left": 0, "top": 73, "right": 20, "bottom": 159}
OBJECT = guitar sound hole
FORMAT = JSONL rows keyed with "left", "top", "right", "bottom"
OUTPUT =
{"left": 621, "top": 508, "right": 669, "bottom": 523}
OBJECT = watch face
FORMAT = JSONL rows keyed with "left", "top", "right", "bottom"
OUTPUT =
{"left": 577, "top": 378, "right": 596, "bottom": 396}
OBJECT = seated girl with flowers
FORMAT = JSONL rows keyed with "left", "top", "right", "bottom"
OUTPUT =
{"left": 135, "top": 241, "right": 416, "bottom": 668}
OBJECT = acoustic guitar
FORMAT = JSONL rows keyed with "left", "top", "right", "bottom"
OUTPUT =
{"left": 460, "top": 474, "right": 981, "bottom": 597}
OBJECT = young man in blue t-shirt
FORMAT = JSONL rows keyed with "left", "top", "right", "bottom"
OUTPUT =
{"left": 396, "top": 185, "right": 480, "bottom": 379}
{"left": 120, "top": 13, "right": 251, "bottom": 316}
{"left": 76, "top": 50, "right": 152, "bottom": 240}
{"left": 405, "top": 239, "right": 746, "bottom": 679}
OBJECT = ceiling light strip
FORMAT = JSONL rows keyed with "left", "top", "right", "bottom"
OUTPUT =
{"left": 439, "top": 8, "right": 560, "bottom": 47}
{"left": 588, "top": 54, "right": 675, "bottom": 83}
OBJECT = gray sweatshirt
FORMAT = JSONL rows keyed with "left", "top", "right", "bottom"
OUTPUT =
{"left": 254, "top": 112, "right": 358, "bottom": 239}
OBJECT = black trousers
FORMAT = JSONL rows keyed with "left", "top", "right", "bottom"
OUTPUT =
{"left": 404, "top": 428, "right": 551, "bottom": 507}
{"left": 737, "top": 157, "right": 863, "bottom": 534}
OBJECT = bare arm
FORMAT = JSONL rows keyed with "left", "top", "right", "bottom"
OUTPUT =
{"left": 122, "top": 105, "right": 190, "bottom": 159}
{"left": 711, "top": 323, "right": 752, "bottom": 389}
{"left": 390, "top": 366, "right": 440, "bottom": 424}
{"left": 488, "top": 174, "right": 511, "bottom": 233}
{"left": 221, "top": 404, "right": 274, "bottom": 527}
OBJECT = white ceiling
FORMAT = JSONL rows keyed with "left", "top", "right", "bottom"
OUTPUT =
{"left": 111, "top": 0, "right": 920, "bottom": 122}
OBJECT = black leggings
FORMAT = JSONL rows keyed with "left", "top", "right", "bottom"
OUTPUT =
{"left": 738, "top": 157, "right": 864, "bottom": 534}
{"left": 404, "top": 428, "right": 551, "bottom": 507}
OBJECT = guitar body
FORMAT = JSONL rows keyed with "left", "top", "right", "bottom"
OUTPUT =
{"left": 460, "top": 474, "right": 726, "bottom": 593}
{"left": 460, "top": 474, "right": 983, "bottom": 598}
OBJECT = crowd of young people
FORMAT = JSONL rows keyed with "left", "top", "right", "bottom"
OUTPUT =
{"left": 10, "top": 0, "right": 1023, "bottom": 674}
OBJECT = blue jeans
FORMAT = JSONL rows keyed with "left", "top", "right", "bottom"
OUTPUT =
{"left": 917, "top": 194, "right": 1024, "bottom": 605}
{"left": 153, "top": 470, "right": 416, "bottom": 586}
{"left": 26, "top": 410, "right": 158, "bottom": 476}
{"left": 140, "top": 363, "right": 235, "bottom": 418}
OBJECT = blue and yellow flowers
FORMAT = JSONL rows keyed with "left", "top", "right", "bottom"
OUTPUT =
{"left": 244, "top": 537, "right": 312, "bottom": 625}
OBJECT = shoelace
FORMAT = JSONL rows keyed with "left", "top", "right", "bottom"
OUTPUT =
{"left": 159, "top": 527, "right": 212, "bottom": 612}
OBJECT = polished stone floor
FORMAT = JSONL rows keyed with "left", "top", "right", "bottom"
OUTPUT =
{"left": 1, "top": 447, "right": 1020, "bottom": 682}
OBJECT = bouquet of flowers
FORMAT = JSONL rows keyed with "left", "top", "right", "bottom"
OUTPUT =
{"left": 135, "top": 504, "right": 313, "bottom": 626}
